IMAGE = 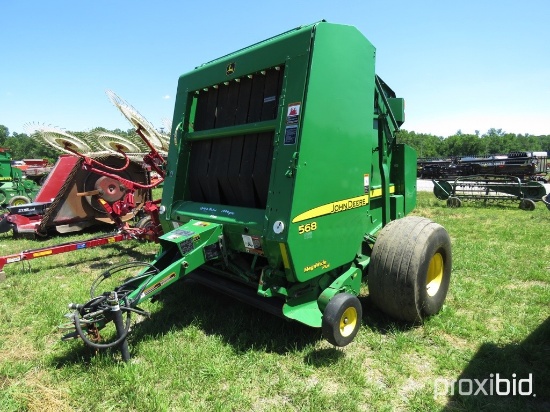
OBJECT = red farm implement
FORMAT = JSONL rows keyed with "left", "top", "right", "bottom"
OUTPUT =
{"left": 0, "top": 91, "right": 168, "bottom": 277}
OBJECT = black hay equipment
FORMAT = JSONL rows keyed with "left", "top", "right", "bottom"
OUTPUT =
{"left": 433, "top": 175, "right": 548, "bottom": 211}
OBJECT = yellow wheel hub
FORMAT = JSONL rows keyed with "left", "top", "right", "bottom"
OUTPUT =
{"left": 426, "top": 252, "right": 444, "bottom": 297}
{"left": 339, "top": 307, "right": 358, "bottom": 337}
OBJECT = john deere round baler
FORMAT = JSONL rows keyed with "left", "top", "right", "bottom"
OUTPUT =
{"left": 63, "top": 21, "right": 452, "bottom": 359}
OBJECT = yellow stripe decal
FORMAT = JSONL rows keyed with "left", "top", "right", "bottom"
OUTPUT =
{"left": 279, "top": 243, "right": 290, "bottom": 269}
{"left": 143, "top": 272, "right": 177, "bottom": 296}
{"left": 292, "top": 195, "right": 369, "bottom": 223}
{"left": 292, "top": 186, "right": 394, "bottom": 224}
{"left": 33, "top": 250, "right": 52, "bottom": 258}
{"left": 371, "top": 188, "right": 382, "bottom": 197}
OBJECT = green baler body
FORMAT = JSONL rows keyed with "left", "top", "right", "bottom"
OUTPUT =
{"left": 0, "top": 150, "right": 15, "bottom": 182}
{"left": 157, "top": 21, "right": 417, "bottom": 326}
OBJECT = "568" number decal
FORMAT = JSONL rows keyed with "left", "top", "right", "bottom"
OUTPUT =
{"left": 298, "top": 222, "right": 317, "bottom": 235}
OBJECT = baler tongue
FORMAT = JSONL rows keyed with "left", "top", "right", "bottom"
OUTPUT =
{"left": 148, "top": 219, "right": 225, "bottom": 289}
{"left": 61, "top": 220, "right": 223, "bottom": 360}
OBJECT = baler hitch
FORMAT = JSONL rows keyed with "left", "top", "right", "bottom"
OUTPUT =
{"left": 61, "top": 220, "right": 224, "bottom": 361}
{"left": 60, "top": 261, "right": 158, "bottom": 361}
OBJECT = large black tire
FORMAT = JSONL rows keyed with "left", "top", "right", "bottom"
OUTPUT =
{"left": 446, "top": 196, "right": 462, "bottom": 208}
{"left": 136, "top": 215, "right": 153, "bottom": 229}
{"left": 9, "top": 195, "right": 31, "bottom": 206}
{"left": 519, "top": 198, "right": 536, "bottom": 211}
{"left": 368, "top": 216, "right": 452, "bottom": 322}
{"left": 322, "top": 293, "right": 362, "bottom": 347}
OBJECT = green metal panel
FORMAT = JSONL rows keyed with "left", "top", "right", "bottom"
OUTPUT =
{"left": 390, "top": 143, "right": 417, "bottom": 216}
{"left": 0, "top": 150, "right": 14, "bottom": 182}
{"left": 388, "top": 98, "right": 405, "bottom": 126}
{"left": 285, "top": 23, "right": 377, "bottom": 281}
{"left": 158, "top": 21, "right": 414, "bottom": 326}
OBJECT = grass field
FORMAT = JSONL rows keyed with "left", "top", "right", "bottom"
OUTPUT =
{"left": 0, "top": 192, "right": 548, "bottom": 411}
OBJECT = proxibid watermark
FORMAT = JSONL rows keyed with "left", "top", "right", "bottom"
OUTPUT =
{"left": 434, "top": 373, "right": 536, "bottom": 398}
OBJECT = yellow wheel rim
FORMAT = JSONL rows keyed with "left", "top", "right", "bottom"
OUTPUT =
{"left": 339, "top": 307, "right": 358, "bottom": 337}
{"left": 426, "top": 252, "right": 444, "bottom": 297}
{"left": 12, "top": 199, "right": 27, "bottom": 206}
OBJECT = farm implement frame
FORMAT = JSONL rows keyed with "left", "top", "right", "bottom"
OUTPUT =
{"left": 433, "top": 174, "right": 548, "bottom": 210}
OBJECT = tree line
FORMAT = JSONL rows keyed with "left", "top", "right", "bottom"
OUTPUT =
{"left": 397, "top": 128, "right": 550, "bottom": 159}
{"left": 1, "top": 124, "right": 549, "bottom": 162}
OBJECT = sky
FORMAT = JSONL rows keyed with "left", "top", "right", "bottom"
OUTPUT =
{"left": 1, "top": 0, "right": 549, "bottom": 138}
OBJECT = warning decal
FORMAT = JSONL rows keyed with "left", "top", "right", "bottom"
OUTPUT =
{"left": 287, "top": 102, "right": 301, "bottom": 124}
{"left": 242, "top": 234, "right": 263, "bottom": 255}
{"left": 166, "top": 229, "right": 195, "bottom": 240}
{"left": 284, "top": 126, "right": 298, "bottom": 145}
{"left": 364, "top": 174, "right": 370, "bottom": 194}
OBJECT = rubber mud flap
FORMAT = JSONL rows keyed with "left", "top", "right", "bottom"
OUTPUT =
{"left": 0, "top": 214, "right": 13, "bottom": 234}
{"left": 433, "top": 180, "right": 452, "bottom": 200}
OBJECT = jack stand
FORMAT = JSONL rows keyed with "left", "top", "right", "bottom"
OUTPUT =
{"left": 107, "top": 292, "right": 130, "bottom": 362}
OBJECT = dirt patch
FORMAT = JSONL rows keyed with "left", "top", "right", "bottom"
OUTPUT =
{"left": 0, "top": 329, "right": 40, "bottom": 363}
{"left": 440, "top": 332, "right": 477, "bottom": 351}
{"left": 12, "top": 369, "right": 73, "bottom": 412}
{"left": 506, "top": 280, "right": 548, "bottom": 290}
{"left": 0, "top": 374, "right": 11, "bottom": 389}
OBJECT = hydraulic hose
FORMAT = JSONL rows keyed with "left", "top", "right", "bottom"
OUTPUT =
{"left": 71, "top": 262, "right": 156, "bottom": 351}
{"left": 72, "top": 297, "right": 132, "bottom": 350}
{"left": 90, "top": 261, "right": 159, "bottom": 300}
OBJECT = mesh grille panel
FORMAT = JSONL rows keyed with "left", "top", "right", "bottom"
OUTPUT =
{"left": 188, "top": 66, "right": 284, "bottom": 209}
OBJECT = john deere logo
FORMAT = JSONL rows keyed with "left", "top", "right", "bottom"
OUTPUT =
{"left": 226, "top": 62, "right": 235, "bottom": 75}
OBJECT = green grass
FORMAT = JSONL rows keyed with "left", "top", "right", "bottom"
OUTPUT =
{"left": 0, "top": 192, "right": 548, "bottom": 411}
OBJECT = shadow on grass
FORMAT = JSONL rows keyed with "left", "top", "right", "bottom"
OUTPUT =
{"left": 443, "top": 317, "right": 549, "bottom": 412}
{"left": 129, "top": 287, "right": 419, "bottom": 360}
{"left": 50, "top": 278, "right": 324, "bottom": 367}
{"left": 132, "top": 280, "right": 321, "bottom": 351}
{"left": 359, "top": 295, "right": 418, "bottom": 334}
{"left": 304, "top": 348, "right": 345, "bottom": 366}
{"left": 50, "top": 282, "right": 420, "bottom": 368}
{"left": 50, "top": 289, "right": 421, "bottom": 368}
